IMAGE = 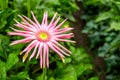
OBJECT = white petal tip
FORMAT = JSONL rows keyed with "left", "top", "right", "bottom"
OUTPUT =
{"left": 9, "top": 43, "right": 14, "bottom": 46}
{"left": 62, "top": 58, "right": 65, "bottom": 63}
{"left": 22, "top": 54, "right": 28, "bottom": 62}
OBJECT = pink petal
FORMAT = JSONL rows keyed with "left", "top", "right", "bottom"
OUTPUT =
{"left": 21, "top": 22, "right": 38, "bottom": 31}
{"left": 49, "top": 17, "right": 60, "bottom": 30}
{"left": 8, "top": 32, "right": 34, "bottom": 37}
{"left": 53, "top": 18, "right": 67, "bottom": 30}
{"left": 44, "top": 12, "right": 48, "bottom": 26}
{"left": 31, "top": 11, "right": 42, "bottom": 29}
{"left": 14, "top": 19, "right": 21, "bottom": 24}
{"left": 43, "top": 43, "right": 46, "bottom": 68}
{"left": 36, "top": 42, "right": 43, "bottom": 59}
{"left": 42, "top": 43, "right": 49, "bottom": 68}
{"left": 54, "top": 33, "right": 74, "bottom": 39}
{"left": 22, "top": 40, "right": 37, "bottom": 53}
{"left": 29, "top": 42, "right": 39, "bottom": 60}
{"left": 42, "top": 12, "right": 46, "bottom": 26}
{"left": 51, "top": 42, "right": 70, "bottom": 56}
{"left": 47, "top": 42, "right": 64, "bottom": 58}
{"left": 18, "top": 15, "right": 37, "bottom": 30}
{"left": 46, "top": 44, "right": 49, "bottom": 68}
{"left": 18, "top": 15, "right": 28, "bottom": 23}
{"left": 39, "top": 42, "right": 43, "bottom": 68}
{"left": 22, "top": 15, "right": 40, "bottom": 30}
{"left": 10, "top": 37, "right": 34, "bottom": 46}
{"left": 49, "top": 12, "right": 57, "bottom": 26}
{"left": 10, "top": 27, "right": 35, "bottom": 34}
{"left": 54, "top": 38, "right": 75, "bottom": 43}
{"left": 54, "top": 27, "right": 74, "bottom": 34}
{"left": 52, "top": 40, "right": 72, "bottom": 54}
{"left": 22, "top": 43, "right": 35, "bottom": 62}
{"left": 14, "top": 23, "right": 36, "bottom": 32}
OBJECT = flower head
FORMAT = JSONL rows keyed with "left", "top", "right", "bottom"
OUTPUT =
{"left": 8, "top": 12, "right": 75, "bottom": 68}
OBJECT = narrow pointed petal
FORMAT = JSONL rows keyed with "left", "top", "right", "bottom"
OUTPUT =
{"left": 22, "top": 15, "right": 40, "bottom": 30}
{"left": 48, "top": 12, "right": 57, "bottom": 26}
{"left": 18, "top": 15, "right": 28, "bottom": 23}
{"left": 14, "top": 19, "right": 20, "bottom": 24}
{"left": 43, "top": 43, "right": 46, "bottom": 68}
{"left": 20, "top": 41, "right": 36, "bottom": 55}
{"left": 10, "top": 27, "right": 35, "bottom": 34}
{"left": 53, "top": 27, "right": 73, "bottom": 35}
{"left": 31, "top": 11, "right": 41, "bottom": 29}
{"left": 54, "top": 33, "right": 74, "bottom": 39}
{"left": 21, "top": 22, "right": 38, "bottom": 31}
{"left": 22, "top": 40, "right": 37, "bottom": 53}
{"left": 47, "top": 42, "right": 64, "bottom": 58}
{"left": 53, "top": 40, "right": 72, "bottom": 54}
{"left": 39, "top": 43, "right": 43, "bottom": 68}
{"left": 15, "top": 16, "right": 36, "bottom": 31}
{"left": 42, "top": 12, "right": 46, "bottom": 26}
{"left": 10, "top": 37, "right": 34, "bottom": 46}
{"left": 50, "top": 17, "right": 60, "bottom": 30}
{"left": 22, "top": 53, "right": 28, "bottom": 62}
{"left": 23, "top": 15, "right": 36, "bottom": 25}
{"left": 29, "top": 42, "right": 39, "bottom": 60}
{"left": 54, "top": 38, "right": 76, "bottom": 43}
{"left": 14, "top": 23, "right": 37, "bottom": 32}
{"left": 61, "top": 57, "right": 65, "bottom": 63}
{"left": 54, "top": 18, "right": 67, "bottom": 30}
{"left": 36, "top": 43, "right": 42, "bottom": 59}
{"left": 44, "top": 12, "right": 48, "bottom": 26}
{"left": 51, "top": 42, "right": 70, "bottom": 56}
{"left": 46, "top": 45, "right": 49, "bottom": 68}
{"left": 8, "top": 32, "right": 34, "bottom": 37}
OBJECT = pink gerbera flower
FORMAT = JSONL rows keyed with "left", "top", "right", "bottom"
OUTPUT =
{"left": 8, "top": 12, "right": 75, "bottom": 68}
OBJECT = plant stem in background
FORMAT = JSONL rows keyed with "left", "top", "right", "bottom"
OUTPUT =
{"left": 27, "top": 0, "right": 31, "bottom": 18}
{"left": 0, "top": 0, "right": 5, "bottom": 10}
{"left": 25, "top": 60, "right": 29, "bottom": 71}
{"left": 13, "top": 0, "right": 16, "bottom": 9}
{"left": 6, "top": 0, "right": 8, "bottom": 8}
{"left": 43, "top": 68, "right": 46, "bottom": 80}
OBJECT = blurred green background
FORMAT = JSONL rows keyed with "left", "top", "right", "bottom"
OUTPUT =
{"left": 0, "top": 0, "right": 120, "bottom": 80}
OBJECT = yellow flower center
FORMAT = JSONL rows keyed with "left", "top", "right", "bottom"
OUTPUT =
{"left": 38, "top": 32, "right": 49, "bottom": 41}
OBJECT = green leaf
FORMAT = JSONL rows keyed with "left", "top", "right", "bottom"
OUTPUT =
{"left": 6, "top": 53, "right": 19, "bottom": 71}
{"left": 44, "top": 0, "right": 60, "bottom": 5}
{"left": 110, "top": 21, "right": 120, "bottom": 31}
{"left": 7, "top": 71, "right": 30, "bottom": 80}
{"left": 0, "top": 34, "right": 9, "bottom": 58}
{"left": 95, "top": 12, "right": 112, "bottom": 22}
{"left": 0, "top": 61, "right": 6, "bottom": 80}
{"left": 75, "top": 63, "right": 93, "bottom": 76}
{"left": 88, "top": 76, "right": 99, "bottom": 80}
{"left": 63, "top": 13, "right": 76, "bottom": 22}
{"left": 112, "top": 0, "right": 120, "bottom": 5}
{"left": 49, "top": 77, "right": 55, "bottom": 80}
{"left": 56, "top": 65, "right": 77, "bottom": 80}
{"left": 70, "top": 47, "right": 89, "bottom": 62}
{"left": 11, "top": 43, "right": 24, "bottom": 51}
{"left": 35, "top": 73, "right": 47, "bottom": 80}
{"left": 17, "top": 71, "right": 30, "bottom": 79}
{"left": 0, "top": 9, "right": 16, "bottom": 31}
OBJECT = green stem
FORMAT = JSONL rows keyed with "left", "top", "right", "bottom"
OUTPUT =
{"left": 0, "top": 0, "right": 8, "bottom": 10}
{"left": 0, "top": 0, "right": 4, "bottom": 10}
{"left": 27, "top": 0, "right": 31, "bottom": 18}
{"left": 25, "top": 60, "right": 29, "bottom": 71}
{"left": 6, "top": 0, "right": 8, "bottom": 8}
{"left": 13, "top": 0, "right": 16, "bottom": 9}
{"left": 43, "top": 68, "right": 47, "bottom": 80}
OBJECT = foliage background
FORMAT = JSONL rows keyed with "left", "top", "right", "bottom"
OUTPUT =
{"left": 0, "top": 0, "right": 119, "bottom": 80}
